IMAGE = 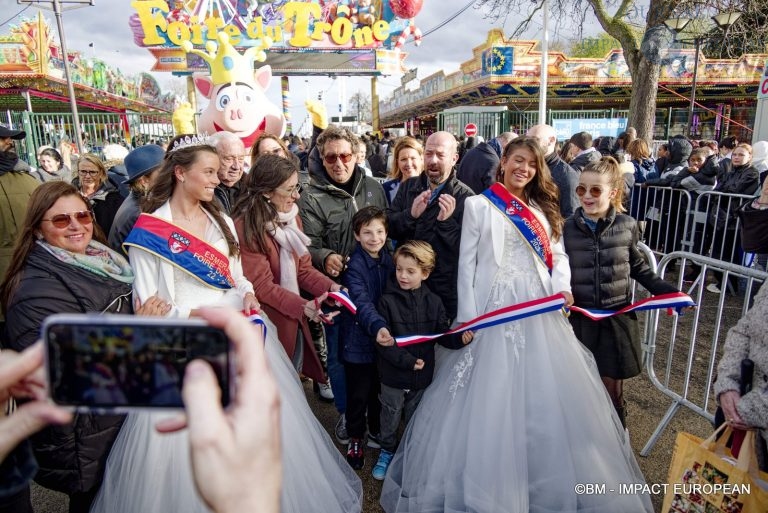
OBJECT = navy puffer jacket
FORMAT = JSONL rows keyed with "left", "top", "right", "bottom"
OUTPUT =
{"left": 341, "top": 244, "right": 394, "bottom": 364}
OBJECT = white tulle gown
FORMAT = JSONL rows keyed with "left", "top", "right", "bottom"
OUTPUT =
{"left": 91, "top": 266, "right": 362, "bottom": 512}
{"left": 380, "top": 223, "right": 653, "bottom": 513}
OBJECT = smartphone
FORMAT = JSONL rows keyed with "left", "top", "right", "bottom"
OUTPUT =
{"left": 43, "top": 314, "right": 233, "bottom": 412}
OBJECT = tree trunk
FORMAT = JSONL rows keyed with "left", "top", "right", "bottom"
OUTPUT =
{"left": 627, "top": 55, "right": 661, "bottom": 142}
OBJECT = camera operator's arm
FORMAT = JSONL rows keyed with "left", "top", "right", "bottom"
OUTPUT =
{"left": 0, "top": 343, "right": 71, "bottom": 464}
{"left": 156, "top": 308, "right": 282, "bottom": 513}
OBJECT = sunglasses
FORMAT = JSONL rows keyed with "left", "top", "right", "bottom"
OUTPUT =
{"left": 42, "top": 210, "right": 94, "bottom": 228}
{"left": 323, "top": 153, "right": 353, "bottom": 165}
{"left": 575, "top": 185, "right": 607, "bottom": 197}
{"left": 278, "top": 183, "right": 303, "bottom": 195}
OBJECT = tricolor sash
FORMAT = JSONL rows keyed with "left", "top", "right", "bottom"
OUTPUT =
{"left": 323, "top": 290, "right": 695, "bottom": 347}
{"left": 482, "top": 182, "right": 553, "bottom": 274}
{"left": 124, "top": 214, "right": 235, "bottom": 290}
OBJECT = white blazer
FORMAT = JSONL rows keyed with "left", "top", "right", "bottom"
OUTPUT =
{"left": 456, "top": 194, "right": 571, "bottom": 324}
{"left": 129, "top": 201, "right": 254, "bottom": 318}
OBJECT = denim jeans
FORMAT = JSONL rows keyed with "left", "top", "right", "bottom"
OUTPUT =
{"left": 324, "top": 321, "right": 346, "bottom": 413}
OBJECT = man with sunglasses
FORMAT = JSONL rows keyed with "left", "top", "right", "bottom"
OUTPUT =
{"left": 210, "top": 131, "right": 247, "bottom": 214}
{"left": 299, "top": 125, "right": 387, "bottom": 445}
{"left": 387, "top": 131, "right": 475, "bottom": 321}
{"left": 527, "top": 124, "right": 579, "bottom": 217}
{"left": 0, "top": 125, "right": 38, "bottom": 343}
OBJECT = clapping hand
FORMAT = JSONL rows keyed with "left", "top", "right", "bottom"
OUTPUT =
{"left": 410, "top": 190, "right": 431, "bottom": 219}
{"left": 436, "top": 194, "right": 456, "bottom": 221}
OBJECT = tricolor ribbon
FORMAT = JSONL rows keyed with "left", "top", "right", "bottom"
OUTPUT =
{"left": 396, "top": 294, "right": 566, "bottom": 347}
{"left": 323, "top": 290, "right": 695, "bottom": 347}
{"left": 328, "top": 290, "right": 357, "bottom": 315}
{"left": 245, "top": 311, "right": 268, "bottom": 339}
{"left": 569, "top": 292, "right": 695, "bottom": 321}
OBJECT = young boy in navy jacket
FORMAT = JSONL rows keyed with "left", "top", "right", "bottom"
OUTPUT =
{"left": 372, "top": 240, "right": 473, "bottom": 480}
{"left": 341, "top": 206, "right": 393, "bottom": 470}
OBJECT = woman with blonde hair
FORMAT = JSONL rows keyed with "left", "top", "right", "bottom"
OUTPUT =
{"left": 381, "top": 136, "right": 423, "bottom": 205}
{"left": 73, "top": 153, "right": 122, "bottom": 236}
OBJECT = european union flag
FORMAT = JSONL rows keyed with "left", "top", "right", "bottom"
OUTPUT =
{"left": 483, "top": 46, "right": 514, "bottom": 75}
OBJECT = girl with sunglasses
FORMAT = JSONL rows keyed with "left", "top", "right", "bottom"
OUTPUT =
{"left": 563, "top": 156, "right": 679, "bottom": 429}
{"left": 0, "top": 182, "right": 169, "bottom": 513}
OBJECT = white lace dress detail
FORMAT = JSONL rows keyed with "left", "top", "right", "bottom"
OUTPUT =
{"left": 447, "top": 348, "right": 474, "bottom": 400}
{"left": 484, "top": 223, "right": 547, "bottom": 360}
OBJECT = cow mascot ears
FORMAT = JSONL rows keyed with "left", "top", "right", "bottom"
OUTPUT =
{"left": 180, "top": 33, "right": 287, "bottom": 148}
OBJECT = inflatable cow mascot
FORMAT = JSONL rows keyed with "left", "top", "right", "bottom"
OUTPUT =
{"left": 181, "top": 33, "right": 286, "bottom": 147}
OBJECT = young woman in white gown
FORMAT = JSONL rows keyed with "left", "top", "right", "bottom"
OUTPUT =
{"left": 91, "top": 138, "right": 362, "bottom": 513}
{"left": 380, "top": 137, "right": 653, "bottom": 513}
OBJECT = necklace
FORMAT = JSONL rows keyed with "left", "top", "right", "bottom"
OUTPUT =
{"left": 174, "top": 206, "right": 204, "bottom": 222}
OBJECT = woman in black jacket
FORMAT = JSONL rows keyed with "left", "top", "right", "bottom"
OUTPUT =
{"left": 0, "top": 182, "right": 167, "bottom": 513}
{"left": 707, "top": 143, "right": 760, "bottom": 293}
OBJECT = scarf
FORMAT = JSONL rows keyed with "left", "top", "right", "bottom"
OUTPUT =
{"left": 267, "top": 204, "right": 311, "bottom": 294}
{"left": 0, "top": 151, "right": 19, "bottom": 174}
{"left": 37, "top": 239, "right": 134, "bottom": 284}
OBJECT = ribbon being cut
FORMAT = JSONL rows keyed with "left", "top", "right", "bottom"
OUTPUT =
{"left": 329, "top": 290, "right": 695, "bottom": 347}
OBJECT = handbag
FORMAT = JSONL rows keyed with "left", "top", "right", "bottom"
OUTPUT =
{"left": 662, "top": 425, "right": 768, "bottom": 512}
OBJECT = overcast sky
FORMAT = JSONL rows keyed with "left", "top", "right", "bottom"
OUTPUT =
{"left": 2, "top": 0, "right": 603, "bottom": 135}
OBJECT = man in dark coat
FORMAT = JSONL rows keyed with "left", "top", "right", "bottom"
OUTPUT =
{"left": 456, "top": 132, "right": 516, "bottom": 194}
{"left": 569, "top": 131, "right": 601, "bottom": 172}
{"left": 387, "top": 131, "right": 474, "bottom": 320}
{"left": 527, "top": 124, "right": 579, "bottom": 217}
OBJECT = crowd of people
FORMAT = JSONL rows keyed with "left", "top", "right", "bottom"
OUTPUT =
{"left": 0, "top": 113, "right": 766, "bottom": 513}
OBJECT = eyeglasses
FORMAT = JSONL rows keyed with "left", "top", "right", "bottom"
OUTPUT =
{"left": 78, "top": 169, "right": 99, "bottom": 176}
{"left": 42, "top": 210, "right": 94, "bottom": 228}
{"left": 278, "top": 183, "right": 303, "bottom": 195}
{"left": 575, "top": 185, "right": 607, "bottom": 197}
{"left": 323, "top": 153, "right": 353, "bottom": 165}
{"left": 221, "top": 155, "right": 247, "bottom": 165}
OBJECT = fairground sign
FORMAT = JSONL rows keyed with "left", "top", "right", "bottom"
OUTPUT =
{"left": 130, "top": 0, "right": 422, "bottom": 75}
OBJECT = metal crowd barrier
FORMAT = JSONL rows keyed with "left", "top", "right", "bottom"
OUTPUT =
{"left": 629, "top": 185, "right": 693, "bottom": 257}
{"left": 639, "top": 251, "right": 767, "bottom": 456}
{"left": 683, "top": 191, "right": 755, "bottom": 269}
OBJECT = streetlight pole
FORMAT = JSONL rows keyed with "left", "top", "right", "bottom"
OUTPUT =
{"left": 687, "top": 37, "right": 702, "bottom": 137}
{"left": 538, "top": 0, "right": 549, "bottom": 125}
{"left": 18, "top": 0, "right": 94, "bottom": 155}
{"left": 665, "top": 11, "right": 741, "bottom": 138}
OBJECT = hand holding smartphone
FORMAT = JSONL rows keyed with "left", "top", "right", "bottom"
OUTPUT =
{"left": 43, "top": 314, "right": 233, "bottom": 412}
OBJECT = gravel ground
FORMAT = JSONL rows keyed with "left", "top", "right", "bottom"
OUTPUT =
{"left": 30, "top": 278, "right": 759, "bottom": 513}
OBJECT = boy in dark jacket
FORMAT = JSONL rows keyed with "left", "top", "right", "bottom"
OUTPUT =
{"left": 372, "top": 241, "right": 473, "bottom": 481}
{"left": 341, "top": 206, "right": 392, "bottom": 470}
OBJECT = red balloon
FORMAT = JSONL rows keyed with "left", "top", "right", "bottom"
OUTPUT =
{"left": 390, "top": 0, "right": 424, "bottom": 19}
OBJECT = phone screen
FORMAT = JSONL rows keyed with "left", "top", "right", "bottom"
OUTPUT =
{"left": 46, "top": 319, "right": 230, "bottom": 409}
